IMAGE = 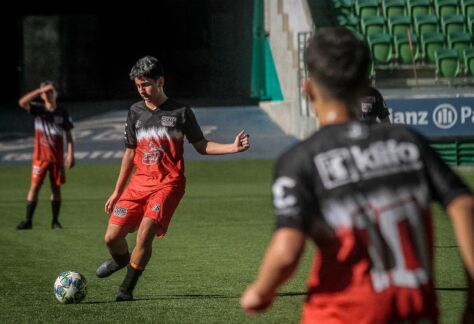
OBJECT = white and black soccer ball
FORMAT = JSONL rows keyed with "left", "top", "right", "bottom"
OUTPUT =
{"left": 53, "top": 271, "right": 87, "bottom": 304}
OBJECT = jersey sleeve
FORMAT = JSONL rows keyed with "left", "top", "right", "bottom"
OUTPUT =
{"left": 183, "top": 107, "right": 205, "bottom": 143}
{"left": 63, "top": 110, "right": 74, "bottom": 131}
{"left": 273, "top": 147, "right": 318, "bottom": 234}
{"left": 28, "top": 101, "right": 44, "bottom": 116}
{"left": 124, "top": 109, "right": 137, "bottom": 149}
{"left": 414, "top": 131, "right": 472, "bottom": 208}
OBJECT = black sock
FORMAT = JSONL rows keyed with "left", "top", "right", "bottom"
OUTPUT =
{"left": 119, "top": 264, "right": 143, "bottom": 293}
{"left": 112, "top": 252, "right": 130, "bottom": 267}
{"left": 26, "top": 201, "right": 37, "bottom": 222}
{"left": 51, "top": 200, "right": 61, "bottom": 223}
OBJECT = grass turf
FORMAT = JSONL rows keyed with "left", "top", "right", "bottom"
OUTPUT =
{"left": 0, "top": 161, "right": 472, "bottom": 323}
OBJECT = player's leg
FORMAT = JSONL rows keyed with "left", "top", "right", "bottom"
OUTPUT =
{"left": 115, "top": 186, "right": 185, "bottom": 301}
{"left": 50, "top": 163, "right": 65, "bottom": 229}
{"left": 96, "top": 223, "right": 133, "bottom": 278}
{"left": 17, "top": 162, "right": 47, "bottom": 229}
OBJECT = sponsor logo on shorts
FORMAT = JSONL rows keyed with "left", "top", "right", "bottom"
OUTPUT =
{"left": 151, "top": 203, "right": 161, "bottom": 212}
{"left": 113, "top": 206, "right": 128, "bottom": 218}
{"left": 33, "top": 165, "right": 41, "bottom": 177}
{"left": 161, "top": 116, "right": 177, "bottom": 127}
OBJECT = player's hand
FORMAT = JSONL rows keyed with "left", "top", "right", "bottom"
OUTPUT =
{"left": 65, "top": 154, "right": 75, "bottom": 169}
{"left": 240, "top": 284, "right": 275, "bottom": 315}
{"left": 233, "top": 130, "right": 250, "bottom": 153}
{"left": 105, "top": 192, "right": 120, "bottom": 215}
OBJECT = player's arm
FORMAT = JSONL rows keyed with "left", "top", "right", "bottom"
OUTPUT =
{"left": 104, "top": 148, "right": 135, "bottom": 214}
{"left": 192, "top": 130, "right": 250, "bottom": 155}
{"left": 380, "top": 116, "right": 391, "bottom": 123}
{"left": 241, "top": 228, "right": 305, "bottom": 315}
{"left": 65, "top": 130, "right": 75, "bottom": 169}
{"left": 18, "top": 84, "right": 54, "bottom": 111}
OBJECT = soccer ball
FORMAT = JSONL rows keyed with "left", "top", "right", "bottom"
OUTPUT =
{"left": 53, "top": 271, "right": 87, "bottom": 304}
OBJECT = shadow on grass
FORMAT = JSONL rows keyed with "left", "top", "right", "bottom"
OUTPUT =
{"left": 435, "top": 287, "right": 468, "bottom": 292}
{"left": 82, "top": 291, "right": 307, "bottom": 304}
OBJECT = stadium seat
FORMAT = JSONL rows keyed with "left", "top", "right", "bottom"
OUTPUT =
{"left": 395, "top": 32, "right": 420, "bottom": 63}
{"left": 435, "top": 0, "right": 459, "bottom": 17}
{"left": 408, "top": 0, "right": 432, "bottom": 17}
{"left": 468, "top": 15, "right": 474, "bottom": 33}
{"left": 338, "top": 15, "right": 360, "bottom": 32}
{"left": 415, "top": 15, "right": 439, "bottom": 35}
{"left": 441, "top": 15, "right": 466, "bottom": 34}
{"left": 334, "top": 0, "right": 354, "bottom": 15}
{"left": 435, "top": 48, "right": 462, "bottom": 77}
{"left": 448, "top": 32, "right": 472, "bottom": 53}
{"left": 388, "top": 15, "right": 413, "bottom": 37}
{"left": 368, "top": 33, "right": 394, "bottom": 64}
{"left": 361, "top": 16, "right": 387, "bottom": 36}
{"left": 383, "top": 0, "right": 407, "bottom": 18}
{"left": 461, "top": 0, "right": 474, "bottom": 16}
{"left": 463, "top": 48, "right": 474, "bottom": 75}
{"left": 356, "top": 0, "right": 380, "bottom": 17}
{"left": 422, "top": 32, "right": 446, "bottom": 62}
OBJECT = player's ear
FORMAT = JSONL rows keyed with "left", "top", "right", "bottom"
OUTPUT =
{"left": 302, "top": 79, "right": 316, "bottom": 102}
{"left": 156, "top": 76, "right": 165, "bottom": 88}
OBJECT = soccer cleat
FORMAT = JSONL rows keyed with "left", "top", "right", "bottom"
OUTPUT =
{"left": 17, "top": 220, "right": 32, "bottom": 230}
{"left": 51, "top": 221, "right": 63, "bottom": 229}
{"left": 115, "top": 289, "right": 133, "bottom": 302}
{"left": 96, "top": 259, "right": 127, "bottom": 278}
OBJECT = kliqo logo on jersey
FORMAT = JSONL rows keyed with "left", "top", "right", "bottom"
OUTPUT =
{"left": 113, "top": 206, "right": 128, "bottom": 218}
{"left": 161, "top": 116, "right": 177, "bottom": 127}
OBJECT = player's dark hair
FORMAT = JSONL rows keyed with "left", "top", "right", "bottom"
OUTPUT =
{"left": 40, "top": 80, "right": 57, "bottom": 89}
{"left": 304, "top": 28, "right": 371, "bottom": 103}
{"left": 129, "top": 56, "right": 164, "bottom": 80}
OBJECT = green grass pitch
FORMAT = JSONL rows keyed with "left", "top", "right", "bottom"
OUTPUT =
{"left": 0, "top": 161, "right": 472, "bottom": 323}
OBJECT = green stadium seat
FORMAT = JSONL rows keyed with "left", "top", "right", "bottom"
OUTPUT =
{"left": 361, "top": 16, "right": 387, "bottom": 36}
{"left": 435, "top": 0, "right": 459, "bottom": 17}
{"left": 356, "top": 0, "right": 380, "bottom": 17}
{"left": 421, "top": 32, "right": 445, "bottom": 62}
{"left": 395, "top": 32, "right": 420, "bottom": 63}
{"left": 461, "top": 0, "right": 474, "bottom": 16}
{"left": 415, "top": 15, "right": 439, "bottom": 35}
{"left": 448, "top": 32, "right": 472, "bottom": 53}
{"left": 383, "top": 0, "right": 407, "bottom": 17}
{"left": 338, "top": 15, "right": 360, "bottom": 32}
{"left": 463, "top": 47, "right": 474, "bottom": 75}
{"left": 388, "top": 15, "right": 413, "bottom": 37}
{"left": 408, "top": 0, "right": 432, "bottom": 17}
{"left": 468, "top": 15, "right": 474, "bottom": 33}
{"left": 368, "top": 33, "right": 394, "bottom": 64}
{"left": 441, "top": 15, "right": 466, "bottom": 34}
{"left": 334, "top": 0, "right": 355, "bottom": 15}
{"left": 435, "top": 48, "right": 462, "bottom": 77}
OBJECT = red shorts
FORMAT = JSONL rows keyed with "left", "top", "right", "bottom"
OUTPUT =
{"left": 31, "top": 160, "right": 65, "bottom": 187}
{"left": 109, "top": 185, "right": 185, "bottom": 237}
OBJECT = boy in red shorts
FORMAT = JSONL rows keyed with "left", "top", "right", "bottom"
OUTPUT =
{"left": 16, "top": 81, "right": 75, "bottom": 230}
{"left": 96, "top": 56, "right": 250, "bottom": 301}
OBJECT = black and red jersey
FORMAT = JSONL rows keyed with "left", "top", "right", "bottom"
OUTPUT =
{"left": 30, "top": 102, "right": 74, "bottom": 163}
{"left": 273, "top": 121, "right": 471, "bottom": 323}
{"left": 124, "top": 99, "right": 204, "bottom": 190}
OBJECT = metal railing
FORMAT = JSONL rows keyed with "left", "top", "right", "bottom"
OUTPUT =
{"left": 297, "top": 31, "right": 313, "bottom": 117}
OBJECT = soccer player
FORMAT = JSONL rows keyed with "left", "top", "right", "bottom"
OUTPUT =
{"left": 240, "top": 28, "right": 474, "bottom": 323}
{"left": 16, "top": 81, "right": 75, "bottom": 230}
{"left": 96, "top": 56, "right": 250, "bottom": 301}
{"left": 359, "top": 86, "right": 391, "bottom": 123}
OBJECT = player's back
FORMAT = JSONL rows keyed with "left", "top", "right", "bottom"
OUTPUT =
{"left": 274, "top": 121, "right": 457, "bottom": 323}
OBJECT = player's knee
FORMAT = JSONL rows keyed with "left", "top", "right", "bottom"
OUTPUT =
{"left": 104, "top": 233, "right": 119, "bottom": 247}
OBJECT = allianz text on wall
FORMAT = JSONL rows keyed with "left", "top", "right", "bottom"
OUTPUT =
{"left": 386, "top": 97, "right": 474, "bottom": 137}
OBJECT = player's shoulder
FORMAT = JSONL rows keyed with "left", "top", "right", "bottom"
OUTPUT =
{"left": 161, "top": 98, "right": 191, "bottom": 113}
{"left": 129, "top": 100, "right": 146, "bottom": 112}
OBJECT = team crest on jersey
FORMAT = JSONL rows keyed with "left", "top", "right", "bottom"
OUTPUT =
{"left": 113, "top": 206, "right": 128, "bottom": 218}
{"left": 151, "top": 203, "right": 161, "bottom": 212}
{"left": 161, "top": 116, "right": 177, "bottom": 127}
{"left": 142, "top": 142, "right": 165, "bottom": 165}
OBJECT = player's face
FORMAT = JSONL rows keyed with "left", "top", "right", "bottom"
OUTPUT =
{"left": 40, "top": 88, "right": 57, "bottom": 103}
{"left": 134, "top": 77, "right": 163, "bottom": 102}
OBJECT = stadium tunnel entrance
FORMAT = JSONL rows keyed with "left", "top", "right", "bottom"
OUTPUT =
{"left": 1, "top": 0, "right": 254, "bottom": 104}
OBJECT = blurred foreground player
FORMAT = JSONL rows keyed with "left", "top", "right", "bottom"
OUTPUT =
{"left": 16, "top": 81, "right": 75, "bottom": 230}
{"left": 359, "top": 86, "right": 390, "bottom": 123}
{"left": 96, "top": 56, "right": 250, "bottom": 301}
{"left": 241, "top": 28, "right": 474, "bottom": 323}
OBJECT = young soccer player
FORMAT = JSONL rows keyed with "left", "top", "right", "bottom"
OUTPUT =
{"left": 96, "top": 56, "right": 250, "bottom": 301}
{"left": 241, "top": 28, "right": 474, "bottom": 323}
{"left": 16, "top": 81, "right": 75, "bottom": 230}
